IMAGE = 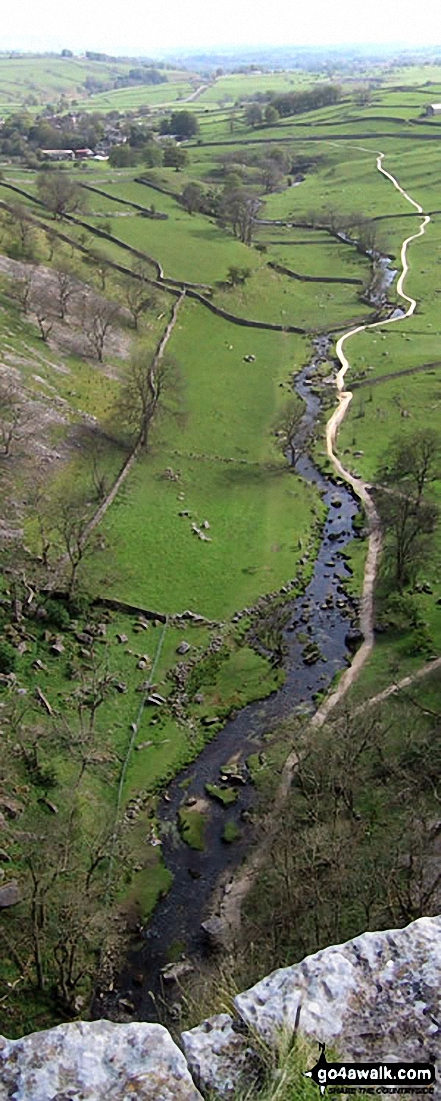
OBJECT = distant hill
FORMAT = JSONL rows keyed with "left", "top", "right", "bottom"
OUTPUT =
{"left": 0, "top": 54, "right": 192, "bottom": 112}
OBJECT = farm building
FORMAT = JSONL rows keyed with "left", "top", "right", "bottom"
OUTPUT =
{"left": 40, "top": 148, "right": 75, "bottom": 161}
{"left": 426, "top": 104, "right": 441, "bottom": 116}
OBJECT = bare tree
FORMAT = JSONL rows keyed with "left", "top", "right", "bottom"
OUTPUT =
{"left": 118, "top": 263, "right": 156, "bottom": 330}
{"left": 0, "top": 377, "right": 32, "bottom": 457}
{"left": 81, "top": 293, "right": 119, "bottom": 362}
{"left": 54, "top": 496, "right": 97, "bottom": 597}
{"left": 31, "top": 282, "right": 55, "bottom": 342}
{"left": 1, "top": 203, "right": 43, "bottom": 261}
{"left": 376, "top": 429, "right": 441, "bottom": 507}
{"left": 54, "top": 263, "right": 78, "bottom": 320}
{"left": 375, "top": 430, "right": 441, "bottom": 589}
{"left": 89, "top": 441, "right": 110, "bottom": 503}
{"left": 273, "top": 396, "right": 305, "bottom": 466}
{"left": 86, "top": 249, "right": 113, "bottom": 293}
{"left": 25, "top": 479, "right": 54, "bottom": 571}
{"left": 376, "top": 490, "right": 438, "bottom": 590}
{"left": 9, "top": 267, "right": 34, "bottom": 314}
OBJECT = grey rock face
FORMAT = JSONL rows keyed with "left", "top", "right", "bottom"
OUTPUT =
{"left": 182, "top": 1013, "right": 260, "bottom": 1099}
{"left": 235, "top": 916, "right": 441, "bottom": 1067}
{"left": 0, "top": 1019, "right": 203, "bottom": 1101}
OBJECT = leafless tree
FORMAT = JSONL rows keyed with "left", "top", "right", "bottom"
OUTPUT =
{"left": 9, "top": 267, "right": 34, "bottom": 314}
{"left": 118, "top": 262, "right": 157, "bottom": 330}
{"left": 31, "top": 283, "right": 55, "bottom": 342}
{"left": 54, "top": 263, "right": 78, "bottom": 320}
{"left": 81, "top": 293, "right": 119, "bottom": 362}
{"left": 273, "top": 396, "right": 305, "bottom": 466}
{"left": 54, "top": 496, "right": 97, "bottom": 597}
{"left": 87, "top": 249, "right": 113, "bottom": 292}
{"left": 0, "top": 377, "right": 32, "bottom": 457}
{"left": 375, "top": 429, "right": 441, "bottom": 588}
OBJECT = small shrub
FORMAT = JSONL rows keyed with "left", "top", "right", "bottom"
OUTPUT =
{"left": 68, "top": 592, "right": 91, "bottom": 618}
{"left": 0, "top": 639, "right": 17, "bottom": 674}
{"left": 402, "top": 624, "right": 434, "bottom": 658}
{"left": 42, "top": 599, "right": 71, "bottom": 630}
{"left": 31, "top": 760, "right": 57, "bottom": 790}
{"left": 380, "top": 592, "right": 421, "bottom": 632}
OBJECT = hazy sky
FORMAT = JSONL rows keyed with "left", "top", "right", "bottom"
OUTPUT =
{"left": 2, "top": 0, "right": 441, "bottom": 54}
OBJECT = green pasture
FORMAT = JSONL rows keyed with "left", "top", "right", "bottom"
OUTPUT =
{"left": 197, "top": 71, "right": 315, "bottom": 104}
{"left": 83, "top": 79, "right": 195, "bottom": 113}
{"left": 254, "top": 225, "right": 370, "bottom": 281}
{"left": 0, "top": 55, "right": 134, "bottom": 105}
{"left": 258, "top": 143, "right": 407, "bottom": 223}
{"left": 89, "top": 303, "right": 322, "bottom": 618}
{"left": 380, "top": 64, "right": 441, "bottom": 85}
{"left": 85, "top": 198, "right": 263, "bottom": 285}
{"left": 211, "top": 263, "right": 369, "bottom": 330}
{"left": 0, "top": 56, "right": 197, "bottom": 110}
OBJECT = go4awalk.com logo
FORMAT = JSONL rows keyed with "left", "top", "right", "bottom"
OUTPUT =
{"left": 304, "top": 1043, "right": 436, "bottom": 1095}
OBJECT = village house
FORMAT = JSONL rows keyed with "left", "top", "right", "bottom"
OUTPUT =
{"left": 426, "top": 104, "right": 441, "bottom": 116}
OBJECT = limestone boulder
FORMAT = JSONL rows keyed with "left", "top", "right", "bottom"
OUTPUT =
{"left": 235, "top": 916, "right": 441, "bottom": 1072}
{"left": 182, "top": 1013, "right": 260, "bottom": 1099}
{"left": 0, "top": 1019, "right": 203, "bottom": 1101}
{"left": 0, "top": 879, "right": 21, "bottom": 908}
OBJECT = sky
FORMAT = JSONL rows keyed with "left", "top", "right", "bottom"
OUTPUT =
{"left": 2, "top": 0, "right": 441, "bottom": 55}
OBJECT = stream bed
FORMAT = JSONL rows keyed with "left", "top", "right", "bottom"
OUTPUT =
{"left": 96, "top": 335, "right": 366, "bottom": 1023}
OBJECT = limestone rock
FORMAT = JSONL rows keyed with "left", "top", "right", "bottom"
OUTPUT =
{"left": 201, "top": 916, "right": 229, "bottom": 951}
{"left": 0, "top": 1019, "right": 203, "bottom": 1101}
{"left": 161, "top": 959, "right": 195, "bottom": 983}
{"left": 182, "top": 1013, "right": 260, "bottom": 1099}
{"left": 235, "top": 916, "right": 441, "bottom": 1073}
{"left": 0, "top": 879, "right": 21, "bottom": 907}
{"left": 0, "top": 796, "right": 23, "bottom": 819}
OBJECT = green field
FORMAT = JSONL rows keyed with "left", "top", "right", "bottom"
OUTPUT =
{"left": 196, "top": 70, "right": 315, "bottom": 104}
{"left": 83, "top": 77, "right": 197, "bottom": 112}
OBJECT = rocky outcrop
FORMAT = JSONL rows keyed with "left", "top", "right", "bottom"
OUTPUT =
{"left": 4, "top": 917, "right": 441, "bottom": 1099}
{"left": 0, "top": 1020, "right": 203, "bottom": 1101}
{"left": 183, "top": 915, "right": 441, "bottom": 1097}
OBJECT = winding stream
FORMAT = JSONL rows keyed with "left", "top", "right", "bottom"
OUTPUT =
{"left": 97, "top": 152, "right": 429, "bottom": 1024}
